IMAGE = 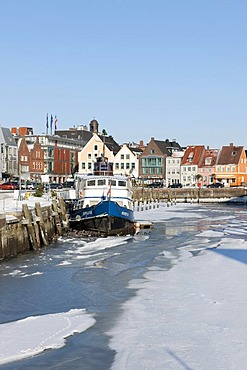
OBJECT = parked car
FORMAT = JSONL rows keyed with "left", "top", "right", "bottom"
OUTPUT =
{"left": 207, "top": 182, "right": 224, "bottom": 188}
{"left": 21, "top": 181, "right": 38, "bottom": 190}
{"left": 0, "top": 181, "right": 19, "bottom": 190}
{"left": 49, "top": 182, "right": 63, "bottom": 190}
{"left": 168, "top": 183, "right": 183, "bottom": 188}
{"left": 146, "top": 182, "right": 163, "bottom": 188}
{"left": 62, "top": 181, "right": 75, "bottom": 189}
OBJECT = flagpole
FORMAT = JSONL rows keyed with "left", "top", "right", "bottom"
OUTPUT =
{"left": 46, "top": 113, "right": 49, "bottom": 135}
{"left": 50, "top": 114, "right": 53, "bottom": 136}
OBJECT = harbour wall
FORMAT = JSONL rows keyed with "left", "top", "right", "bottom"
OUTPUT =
{"left": 0, "top": 198, "right": 68, "bottom": 260}
{"left": 133, "top": 187, "right": 247, "bottom": 204}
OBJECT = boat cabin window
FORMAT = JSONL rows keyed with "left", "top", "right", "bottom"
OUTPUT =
{"left": 98, "top": 179, "right": 106, "bottom": 186}
{"left": 110, "top": 180, "right": 116, "bottom": 186}
{"left": 118, "top": 180, "right": 126, "bottom": 187}
{"left": 87, "top": 180, "right": 96, "bottom": 186}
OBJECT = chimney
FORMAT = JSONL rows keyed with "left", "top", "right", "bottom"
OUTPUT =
{"left": 230, "top": 143, "right": 234, "bottom": 147}
{"left": 139, "top": 140, "right": 144, "bottom": 146}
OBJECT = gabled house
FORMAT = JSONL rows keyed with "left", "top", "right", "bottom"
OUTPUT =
{"left": 180, "top": 145, "right": 205, "bottom": 187}
{"left": 139, "top": 138, "right": 182, "bottom": 182}
{"left": 0, "top": 127, "right": 18, "bottom": 180}
{"left": 29, "top": 137, "right": 45, "bottom": 180}
{"left": 198, "top": 148, "right": 219, "bottom": 187}
{"left": 114, "top": 144, "right": 143, "bottom": 178}
{"left": 18, "top": 137, "right": 45, "bottom": 181}
{"left": 166, "top": 151, "right": 184, "bottom": 187}
{"left": 214, "top": 143, "right": 247, "bottom": 187}
{"left": 77, "top": 133, "right": 120, "bottom": 175}
{"left": 18, "top": 137, "right": 30, "bottom": 179}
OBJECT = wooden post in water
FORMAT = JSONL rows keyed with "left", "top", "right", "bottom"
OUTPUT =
{"left": 22, "top": 204, "right": 38, "bottom": 250}
{"left": 52, "top": 200, "right": 62, "bottom": 235}
{"left": 32, "top": 208, "right": 41, "bottom": 248}
{"left": 35, "top": 202, "right": 48, "bottom": 246}
{"left": 0, "top": 214, "right": 7, "bottom": 258}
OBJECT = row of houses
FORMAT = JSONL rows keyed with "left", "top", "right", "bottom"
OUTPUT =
{"left": 0, "top": 119, "right": 246, "bottom": 187}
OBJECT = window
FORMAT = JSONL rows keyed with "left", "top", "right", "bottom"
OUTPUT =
{"left": 87, "top": 180, "right": 96, "bottom": 186}
{"left": 94, "top": 145, "right": 98, "bottom": 151}
{"left": 150, "top": 149, "right": 154, "bottom": 154}
{"left": 115, "top": 163, "right": 119, "bottom": 169}
{"left": 126, "top": 154, "right": 130, "bottom": 159}
{"left": 88, "top": 163, "right": 92, "bottom": 170}
{"left": 88, "top": 153, "right": 92, "bottom": 159}
{"left": 126, "top": 163, "right": 130, "bottom": 169}
{"left": 187, "top": 152, "right": 194, "bottom": 162}
{"left": 205, "top": 157, "right": 211, "bottom": 165}
{"left": 98, "top": 179, "right": 106, "bottom": 186}
{"left": 81, "top": 162, "right": 85, "bottom": 170}
{"left": 121, "top": 154, "right": 124, "bottom": 160}
{"left": 121, "top": 163, "right": 124, "bottom": 169}
{"left": 131, "top": 163, "right": 135, "bottom": 169}
{"left": 150, "top": 168, "right": 155, "bottom": 174}
{"left": 118, "top": 181, "right": 126, "bottom": 187}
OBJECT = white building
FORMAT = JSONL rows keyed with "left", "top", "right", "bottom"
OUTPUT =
{"left": 165, "top": 151, "right": 184, "bottom": 186}
{"left": 77, "top": 133, "right": 117, "bottom": 175}
{"left": 114, "top": 144, "right": 142, "bottom": 178}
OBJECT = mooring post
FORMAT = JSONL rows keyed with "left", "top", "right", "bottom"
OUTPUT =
{"left": 52, "top": 200, "right": 62, "bottom": 235}
{"left": 35, "top": 202, "right": 48, "bottom": 246}
{"left": 22, "top": 204, "right": 38, "bottom": 251}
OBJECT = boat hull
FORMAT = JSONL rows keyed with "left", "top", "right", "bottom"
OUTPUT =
{"left": 69, "top": 200, "right": 134, "bottom": 236}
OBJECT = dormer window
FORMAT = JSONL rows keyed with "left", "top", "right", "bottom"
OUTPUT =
{"left": 205, "top": 157, "right": 212, "bottom": 165}
{"left": 150, "top": 149, "right": 154, "bottom": 154}
{"left": 187, "top": 152, "right": 194, "bottom": 162}
{"left": 232, "top": 151, "right": 236, "bottom": 156}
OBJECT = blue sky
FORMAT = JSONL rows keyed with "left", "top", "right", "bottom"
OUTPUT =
{"left": 1, "top": 0, "right": 247, "bottom": 148}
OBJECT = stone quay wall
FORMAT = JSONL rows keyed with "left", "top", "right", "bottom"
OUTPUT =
{"left": 0, "top": 198, "right": 68, "bottom": 260}
{"left": 133, "top": 187, "right": 247, "bottom": 203}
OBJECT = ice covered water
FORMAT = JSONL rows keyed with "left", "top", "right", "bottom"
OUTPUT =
{"left": 1, "top": 203, "right": 247, "bottom": 369}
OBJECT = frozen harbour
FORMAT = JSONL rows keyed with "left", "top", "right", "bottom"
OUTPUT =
{"left": 1, "top": 202, "right": 247, "bottom": 369}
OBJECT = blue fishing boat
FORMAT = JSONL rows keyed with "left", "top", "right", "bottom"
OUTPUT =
{"left": 68, "top": 157, "right": 134, "bottom": 236}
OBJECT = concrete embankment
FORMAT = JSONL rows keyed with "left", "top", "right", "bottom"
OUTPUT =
{"left": 133, "top": 187, "right": 247, "bottom": 204}
{"left": 0, "top": 198, "right": 68, "bottom": 260}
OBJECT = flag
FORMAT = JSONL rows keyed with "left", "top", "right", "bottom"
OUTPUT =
{"left": 107, "top": 182, "right": 111, "bottom": 198}
{"left": 54, "top": 115, "right": 58, "bottom": 130}
{"left": 46, "top": 113, "right": 49, "bottom": 129}
{"left": 50, "top": 114, "right": 53, "bottom": 129}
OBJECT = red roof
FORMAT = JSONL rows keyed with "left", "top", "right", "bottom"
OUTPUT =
{"left": 181, "top": 146, "right": 205, "bottom": 166}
